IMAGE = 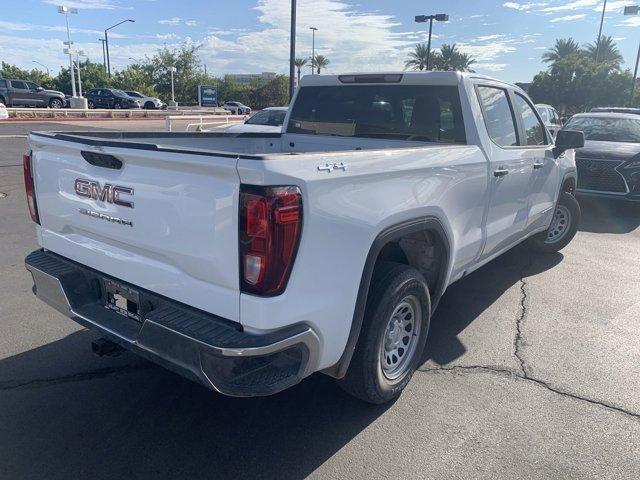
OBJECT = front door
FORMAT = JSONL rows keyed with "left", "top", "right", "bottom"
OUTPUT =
{"left": 476, "top": 85, "right": 535, "bottom": 259}
{"left": 8, "top": 80, "right": 32, "bottom": 106}
{"left": 511, "top": 93, "right": 558, "bottom": 233}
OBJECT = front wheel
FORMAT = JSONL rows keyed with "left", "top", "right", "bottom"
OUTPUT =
{"left": 338, "top": 262, "right": 431, "bottom": 404}
{"left": 87, "top": 100, "right": 94, "bottom": 109}
{"left": 526, "top": 191, "right": 581, "bottom": 253}
{"left": 114, "top": 103, "right": 122, "bottom": 109}
{"left": 49, "top": 98, "right": 63, "bottom": 109}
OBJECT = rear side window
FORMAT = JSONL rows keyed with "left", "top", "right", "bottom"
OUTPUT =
{"left": 477, "top": 86, "right": 518, "bottom": 147}
{"left": 514, "top": 94, "right": 547, "bottom": 146}
{"left": 0, "top": 80, "right": 6, "bottom": 88}
{"left": 288, "top": 85, "right": 466, "bottom": 143}
{"left": 10, "top": 81, "right": 27, "bottom": 90}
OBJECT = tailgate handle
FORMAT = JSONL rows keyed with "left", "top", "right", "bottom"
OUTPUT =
{"left": 81, "top": 151, "right": 123, "bottom": 170}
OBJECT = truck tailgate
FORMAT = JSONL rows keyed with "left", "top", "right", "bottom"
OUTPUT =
{"left": 29, "top": 133, "right": 241, "bottom": 322}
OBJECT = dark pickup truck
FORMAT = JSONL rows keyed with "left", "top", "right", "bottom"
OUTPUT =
{"left": 0, "top": 78, "right": 66, "bottom": 108}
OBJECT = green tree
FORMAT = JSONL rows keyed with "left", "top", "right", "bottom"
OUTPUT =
{"left": 249, "top": 75, "right": 289, "bottom": 109}
{"left": 54, "top": 60, "right": 111, "bottom": 94}
{"left": 584, "top": 35, "right": 623, "bottom": 70}
{"left": 542, "top": 38, "right": 581, "bottom": 65}
{"left": 433, "top": 44, "right": 476, "bottom": 72}
{"left": 313, "top": 55, "right": 329, "bottom": 74}
{"left": 146, "top": 44, "right": 209, "bottom": 103}
{"left": 405, "top": 44, "right": 431, "bottom": 71}
{"left": 294, "top": 57, "right": 307, "bottom": 84}
{"left": 0, "top": 62, "right": 55, "bottom": 89}
{"left": 112, "top": 64, "right": 157, "bottom": 96}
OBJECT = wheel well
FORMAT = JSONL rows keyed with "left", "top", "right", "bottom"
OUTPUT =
{"left": 144, "top": 101, "right": 155, "bottom": 108}
{"left": 374, "top": 229, "right": 445, "bottom": 296}
{"left": 562, "top": 176, "right": 576, "bottom": 195}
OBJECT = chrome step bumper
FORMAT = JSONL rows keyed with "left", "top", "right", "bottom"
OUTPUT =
{"left": 25, "top": 249, "right": 319, "bottom": 397}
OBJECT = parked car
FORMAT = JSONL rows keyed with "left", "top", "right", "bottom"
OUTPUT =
{"left": 222, "top": 101, "right": 251, "bottom": 115}
{"left": 124, "top": 91, "right": 165, "bottom": 110}
{"left": 23, "top": 71, "right": 584, "bottom": 404}
{"left": 590, "top": 107, "right": 640, "bottom": 115}
{"left": 0, "top": 78, "right": 65, "bottom": 108}
{"left": 225, "top": 107, "right": 288, "bottom": 133}
{"left": 563, "top": 112, "right": 640, "bottom": 201}
{"left": 0, "top": 102, "right": 8, "bottom": 119}
{"left": 536, "top": 103, "right": 563, "bottom": 138}
{"left": 84, "top": 88, "right": 141, "bottom": 109}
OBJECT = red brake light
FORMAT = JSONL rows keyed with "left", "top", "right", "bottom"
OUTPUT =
{"left": 240, "top": 185, "right": 302, "bottom": 296}
{"left": 23, "top": 151, "right": 40, "bottom": 224}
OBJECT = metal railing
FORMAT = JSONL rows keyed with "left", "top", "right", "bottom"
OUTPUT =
{"left": 5, "top": 107, "right": 233, "bottom": 120}
{"left": 166, "top": 115, "right": 245, "bottom": 132}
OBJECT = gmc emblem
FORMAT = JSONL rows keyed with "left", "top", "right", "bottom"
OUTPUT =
{"left": 74, "top": 179, "right": 134, "bottom": 208}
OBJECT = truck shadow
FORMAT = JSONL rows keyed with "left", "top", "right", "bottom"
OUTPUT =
{"left": 423, "top": 245, "right": 562, "bottom": 366}
{"left": 577, "top": 196, "right": 640, "bottom": 234}
{"left": 0, "top": 247, "right": 561, "bottom": 480}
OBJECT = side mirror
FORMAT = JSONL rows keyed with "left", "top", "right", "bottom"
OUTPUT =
{"left": 553, "top": 129, "right": 584, "bottom": 157}
{"left": 36, "top": 86, "right": 44, "bottom": 92}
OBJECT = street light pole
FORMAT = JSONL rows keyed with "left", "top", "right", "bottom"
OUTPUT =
{"left": 32, "top": 61, "right": 50, "bottom": 76}
{"left": 105, "top": 19, "right": 135, "bottom": 77}
{"left": 98, "top": 38, "right": 107, "bottom": 72}
{"left": 168, "top": 66, "right": 177, "bottom": 105}
{"left": 76, "top": 50, "right": 86, "bottom": 97}
{"left": 310, "top": 27, "right": 317, "bottom": 75}
{"left": 289, "top": 0, "right": 297, "bottom": 100}
{"left": 415, "top": 14, "right": 449, "bottom": 71}
{"left": 595, "top": 0, "right": 608, "bottom": 63}
{"left": 58, "top": 5, "right": 78, "bottom": 97}
{"left": 625, "top": 5, "right": 640, "bottom": 105}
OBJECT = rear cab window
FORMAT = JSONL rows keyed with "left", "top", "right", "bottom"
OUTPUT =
{"left": 287, "top": 84, "right": 466, "bottom": 144}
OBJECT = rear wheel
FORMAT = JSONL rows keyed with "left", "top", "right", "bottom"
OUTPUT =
{"left": 338, "top": 262, "right": 431, "bottom": 404}
{"left": 144, "top": 101, "right": 155, "bottom": 110}
{"left": 526, "top": 191, "right": 580, "bottom": 253}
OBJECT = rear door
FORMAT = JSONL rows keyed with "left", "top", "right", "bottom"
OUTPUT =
{"left": 476, "top": 84, "right": 534, "bottom": 259}
{"left": 29, "top": 134, "right": 242, "bottom": 322}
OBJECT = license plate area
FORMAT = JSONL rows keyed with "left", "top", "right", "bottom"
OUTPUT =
{"left": 104, "top": 279, "right": 141, "bottom": 322}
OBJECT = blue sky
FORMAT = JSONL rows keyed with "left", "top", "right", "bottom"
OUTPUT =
{"left": 1, "top": 0, "right": 639, "bottom": 82}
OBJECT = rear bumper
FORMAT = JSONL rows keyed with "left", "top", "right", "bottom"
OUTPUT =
{"left": 25, "top": 249, "right": 319, "bottom": 397}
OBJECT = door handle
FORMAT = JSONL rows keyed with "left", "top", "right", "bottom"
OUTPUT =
{"left": 533, "top": 161, "right": 545, "bottom": 170}
{"left": 493, "top": 168, "right": 509, "bottom": 177}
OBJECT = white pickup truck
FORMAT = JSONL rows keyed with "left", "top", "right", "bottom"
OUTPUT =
{"left": 23, "top": 72, "right": 584, "bottom": 403}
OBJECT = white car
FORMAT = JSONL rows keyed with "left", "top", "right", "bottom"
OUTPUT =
{"left": 225, "top": 107, "right": 287, "bottom": 133}
{"left": 24, "top": 71, "right": 584, "bottom": 404}
{"left": 536, "top": 103, "right": 563, "bottom": 138}
{"left": 0, "top": 102, "right": 8, "bottom": 119}
{"left": 124, "top": 91, "right": 165, "bottom": 110}
{"left": 222, "top": 101, "right": 251, "bottom": 115}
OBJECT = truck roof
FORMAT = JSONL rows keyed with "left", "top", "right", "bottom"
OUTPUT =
{"left": 298, "top": 71, "right": 514, "bottom": 88}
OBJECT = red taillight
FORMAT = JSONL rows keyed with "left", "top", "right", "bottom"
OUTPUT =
{"left": 23, "top": 151, "right": 39, "bottom": 224}
{"left": 239, "top": 185, "right": 302, "bottom": 296}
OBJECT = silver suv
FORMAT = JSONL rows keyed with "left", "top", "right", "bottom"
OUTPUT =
{"left": 0, "top": 79, "right": 66, "bottom": 108}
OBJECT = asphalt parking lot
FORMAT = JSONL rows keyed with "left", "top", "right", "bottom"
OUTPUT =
{"left": 0, "top": 122, "right": 639, "bottom": 479}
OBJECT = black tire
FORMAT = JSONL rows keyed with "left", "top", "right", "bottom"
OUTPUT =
{"left": 114, "top": 103, "right": 122, "bottom": 109}
{"left": 87, "top": 100, "right": 94, "bottom": 109}
{"left": 526, "top": 192, "right": 581, "bottom": 253}
{"left": 49, "top": 98, "right": 63, "bottom": 109}
{"left": 338, "top": 262, "right": 431, "bottom": 404}
{"left": 144, "top": 101, "right": 156, "bottom": 110}
{"left": 0, "top": 96, "right": 6, "bottom": 106}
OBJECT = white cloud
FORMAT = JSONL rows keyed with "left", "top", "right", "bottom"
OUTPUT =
{"left": 476, "top": 63, "right": 509, "bottom": 71}
{"left": 0, "top": 20, "right": 127, "bottom": 38}
{"left": 542, "top": 0, "right": 599, "bottom": 13}
{"left": 618, "top": 16, "right": 640, "bottom": 26}
{"left": 549, "top": 13, "right": 587, "bottom": 21}
{"left": 42, "top": 0, "right": 119, "bottom": 9}
{"left": 502, "top": 2, "right": 548, "bottom": 11}
{"left": 156, "top": 33, "right": 180, "bottom": 40}
{"left": 456, "top": 40, "right": 518, "bottom": 62}
{"left": 185, "top": 20, "right": 197, "bottom": 27}
{"left": 159, "top": 17, "right": 181, "bottom": 25}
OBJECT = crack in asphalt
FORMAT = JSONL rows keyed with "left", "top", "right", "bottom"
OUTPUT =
{"left": 417, "top": 365, "right": 640, "bottom": 419}
{"left": 0, "top": 363, "right": 154, "bottom": 391}
{"left": 513, "top": 256, "right": 532, "bottom": 377}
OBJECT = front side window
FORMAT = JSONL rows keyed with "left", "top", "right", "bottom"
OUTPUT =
{"left": 514, "top": 94, "right": 547, "bottom": 146}
{"left": 477, "top": 86, "right": 518, "bottom": 147}
{"left": 287, "top": 85, "right": 466, "bottom": 143}
{"left": 25, "top": 82, "right": 39, "bottom": 90}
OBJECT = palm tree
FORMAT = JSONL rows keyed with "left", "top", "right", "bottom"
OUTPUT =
{"left": 542, "top": 38, "right": 580, "bottom": 64}
{"left": 584, "top": 35, "right": 623, "bottom": 69}
{"left": 405, "top": 43, "right": 430, "bottom": 71}
{"left": 294, "top": 57, "right": 308, "bottom": 84}
{"left": 436, "top": 44, "right": 476, "bottom": 72}
{"left": 314, "top": 54, "right": 329, "bottom": 74}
